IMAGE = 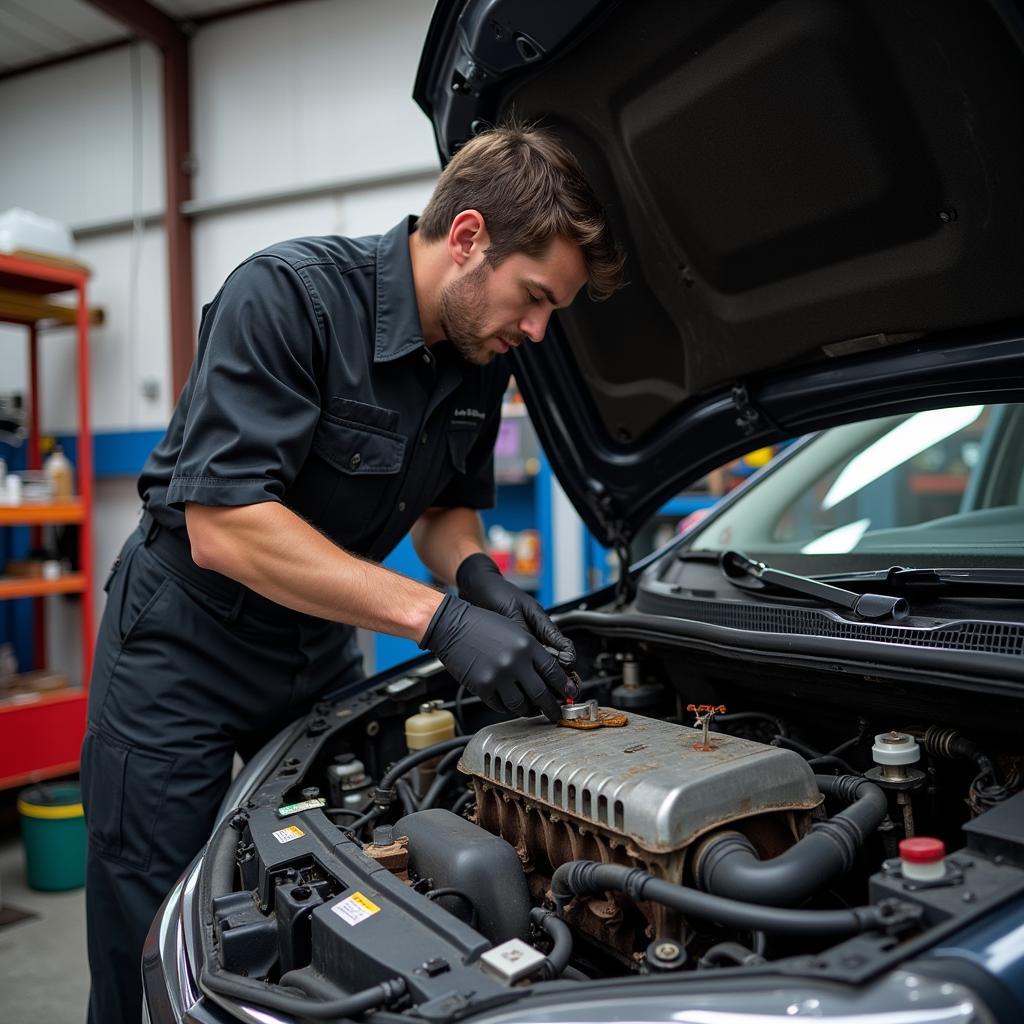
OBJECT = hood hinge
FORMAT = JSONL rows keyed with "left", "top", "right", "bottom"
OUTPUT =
{"left": 610, "top": 523, "right": 635, "bottom": 607}
{"left": 731, "top": 382, "right": 780, "bottom": 438}
{"left": 588, "top": 482, "right": 636, "bottom": 606}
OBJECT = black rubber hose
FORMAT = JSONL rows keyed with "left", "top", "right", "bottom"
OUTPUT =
{"left": 451, "top": 789, "right": 475, "bottom": 816}
{"left": 694, "top": 774, "right": 888, "bottom": 907}
{"left": 201, "top": 967, "right": 406, "bottom": 1022}
{"left": 808, "top": 755, "right": 862, "bottom": 776}
{"left": 714, "top": 712, "right": 788, "bottom": 737}
{"left": 697, "top": 941, "right": 765, "bottom": 969}
{"left": 377, "top": 737, "right": 470, "bottom": 797}
{"left": 529, "top": 907, "right": 573, "bottom": 979}
{"left": 773, "top": 735, "right": 860, "bottom": 776}
{"left": 550, "top": 861, "right": 917, "bottom": 938}
{"left": 419, "top": 746, "right": 470, "bottom": 810}
{"left": 395, "top": 779, "right": 419, "bottom": 817}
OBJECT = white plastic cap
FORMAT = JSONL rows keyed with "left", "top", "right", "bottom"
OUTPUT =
{"left": 479, "top": 939, "right": 547, "bottom": 984}
{"left": 872, "top": 732, "right": 920, "bottom": 766}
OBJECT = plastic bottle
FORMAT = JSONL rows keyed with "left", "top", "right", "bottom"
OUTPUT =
{"left": 43, "top": 446, "right": 74, "bottom": 499}
{"left": 5, "top": 474, "right": 22, "bottom": 505}
{"left": 405, "top": 701, "right": 456, "bottom": 797}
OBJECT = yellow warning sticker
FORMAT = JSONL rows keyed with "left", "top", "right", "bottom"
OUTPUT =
{"left": 331, "top": 891, "right": 381, "bottom": 926}
{"left": 272, "top": 825, "right": 305, "bottom": 844}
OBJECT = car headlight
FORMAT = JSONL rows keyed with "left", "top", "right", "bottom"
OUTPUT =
{"left": 464, "top": 970, "right": 993, "bottom": 1024}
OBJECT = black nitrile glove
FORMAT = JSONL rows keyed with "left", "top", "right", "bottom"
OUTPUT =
{"left": 419, "top": 593, "right": 568, "bottom": 723}
{"left": 456, "top": 553, "right": 576, "bottom": 668}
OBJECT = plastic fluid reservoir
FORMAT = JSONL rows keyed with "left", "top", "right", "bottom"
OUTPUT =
{"left": 327, "top": 753, "right": 373, "bottom": 812}
{"left": 405, "top": 701, "right": 455, "bottom": 797}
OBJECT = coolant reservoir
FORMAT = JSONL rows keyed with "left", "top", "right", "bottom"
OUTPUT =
{"left": 405, "top": 701, "right": 455, "bottom": 751}
{"left": 405, "top": 701, "right": 455, "bottom": 797}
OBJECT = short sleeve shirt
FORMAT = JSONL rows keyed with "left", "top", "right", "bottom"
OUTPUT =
{"left": 139, "top": 218, "right": 510, "bottom": 563}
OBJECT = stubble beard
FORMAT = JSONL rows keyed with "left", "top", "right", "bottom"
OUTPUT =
{"left": 439, "top": 262, "right": 498, "bottom": 366}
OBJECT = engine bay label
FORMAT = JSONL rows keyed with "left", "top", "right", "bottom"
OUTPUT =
{"left": 331, "top": 891, "right": 381, "bottom": 927}
{"left": 276, "top": 797, "right": 326, "bottom": 818}
{"left": 272, "top": 825, "right": 305, "bottom": 844}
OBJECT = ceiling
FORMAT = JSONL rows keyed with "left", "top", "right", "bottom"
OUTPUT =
{"left": 0, "top": 0, "right": 292, "bottom": 77}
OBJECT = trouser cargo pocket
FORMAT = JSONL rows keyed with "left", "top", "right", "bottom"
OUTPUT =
{"left": 80, "top": 727, "right": 175, "bottom": 871}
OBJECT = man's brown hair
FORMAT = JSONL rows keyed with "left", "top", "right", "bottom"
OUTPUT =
{"left": 418, "top": 124, "right": 625, "bottom": 301}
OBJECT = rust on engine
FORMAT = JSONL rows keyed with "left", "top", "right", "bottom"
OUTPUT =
{"left": 558, "top": 707, "right": 629, "bottom": 729}
{"left": 471, "top": 778, "right": 806, "bottom": 957}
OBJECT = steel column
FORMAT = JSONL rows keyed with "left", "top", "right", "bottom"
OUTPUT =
{"left": 84, "top": 0, "right": 196, "bottom": 395}
{"left": 162, "top": 39, "right": 194, "bottom": 396}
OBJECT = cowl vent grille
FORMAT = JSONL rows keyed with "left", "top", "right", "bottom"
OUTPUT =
{"left": 636, "top": 591, "right": 1024, "bottom": 657}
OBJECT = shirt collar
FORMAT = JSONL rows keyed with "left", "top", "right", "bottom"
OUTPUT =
{"left": 374, "top": 216, "right": 427, "bottom": 363}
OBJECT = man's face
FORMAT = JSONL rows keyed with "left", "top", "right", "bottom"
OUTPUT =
{"left": 439, "top": 236, "right": 589, "bottom": 366}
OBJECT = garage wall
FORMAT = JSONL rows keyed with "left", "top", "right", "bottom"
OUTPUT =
{"left": 0, "top": 0, "right": 440, "bottom": 679}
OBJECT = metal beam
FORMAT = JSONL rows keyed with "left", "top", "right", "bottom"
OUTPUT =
{"left": 84, "top": 0, "right": 182, "bottom": 53}
{"left": 0, "top": 39, "right": 131, "bottom": 84}
{"left": 162, "top": 38, "right": 195, "bottom": 395}
{"left": 82, "top": 0, "right": 195, "bottom": 395}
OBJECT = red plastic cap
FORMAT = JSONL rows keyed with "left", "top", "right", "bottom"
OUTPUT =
{"left": 899, "top": 837, "right": 946, "bottom": 863}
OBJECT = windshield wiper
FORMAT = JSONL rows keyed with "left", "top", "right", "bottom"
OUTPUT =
{"left": 719, "top": 551, "right": 909, "bottom": 621}
{"left": 818, "top": 566, "right": 1024, "bottom": 599}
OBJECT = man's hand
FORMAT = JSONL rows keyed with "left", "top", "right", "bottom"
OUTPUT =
{"left": 419, "top": 593, "right": 567, "bottom": 723}
{"left": 456, "top": 553, "right": 576, "bottom": 667}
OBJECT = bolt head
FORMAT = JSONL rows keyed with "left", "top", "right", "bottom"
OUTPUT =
{"left": 655, "top": 942, "right": 680, "bottom": 960}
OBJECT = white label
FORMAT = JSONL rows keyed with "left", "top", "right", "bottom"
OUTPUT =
{"left": 272, "top": 825, "right": 305, "bottom": 844}
{"left": 331, "top": 891, "right": 381, "bottom": 927}
{"left": 276, "top": 797, "right": 326, "bottom": 817}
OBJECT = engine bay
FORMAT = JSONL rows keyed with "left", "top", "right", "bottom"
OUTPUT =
{"left": 194, "top": 622, "right": 1024, "bottom": 1021}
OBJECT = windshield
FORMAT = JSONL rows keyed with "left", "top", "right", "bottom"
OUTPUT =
{"left": 688, "top": 403, "right": 1024, "bottom": 559}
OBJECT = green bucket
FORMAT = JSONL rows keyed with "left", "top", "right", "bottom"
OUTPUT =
{"left": 17, "top": 782, "right": 86, "bottom": 892}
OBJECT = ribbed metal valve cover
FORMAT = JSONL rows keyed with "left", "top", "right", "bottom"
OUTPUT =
{"left": 460, "top": 712, "right": 822, "bottom": 853}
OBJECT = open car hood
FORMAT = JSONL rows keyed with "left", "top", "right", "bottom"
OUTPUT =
{"left": 415, "top": 0, "right": 1024, "bottom": 546}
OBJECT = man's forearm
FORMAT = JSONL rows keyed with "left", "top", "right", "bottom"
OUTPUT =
{"left": 410, "top": 506, "right": 488, "bottom": 585}
{"left": 185, "top": 501, "right": 443, "bottom": 641}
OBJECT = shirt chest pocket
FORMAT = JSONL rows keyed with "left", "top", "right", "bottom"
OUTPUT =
{"left": 313, "top": 417, "right": 406, "bottom": 475}
{"left": 314, "top": 397, "right": 406, "bottom": 474}
{"left": 446, "top": 421, "right": 481, "bottom": 474}
{"left": 306, "top": 402, "right": 407, "bottom": 545}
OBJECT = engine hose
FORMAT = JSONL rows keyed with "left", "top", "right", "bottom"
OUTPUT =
{"left": 694, "top": 774, "right": 888, "bottom": 907}
{"left": 529, "top": 907, "right": 573, "bottom": 979}
{"left": 550, "top": 861, "right": 919, "bottom": 938}
{"left": 925, "top": 726, "right": 1001, "bottom": 784}
{"left": 697, "top": 941, "right": 765, "bottom": 969}
{"left": 419, "top": 746, "right": 470, "bottom": 810}
{"left": 772, "top": 735, "right": 860, "bottom": 776}
{"left": 395, "top": 779, "right": 420, "bottom": 817}
{"left": 451, "top": 789, "right": 476, "bottom": 816}
{"left": 374, "top": 737, "right": 471, "bottom": 809}
{"left": 201, "top": 965, "right": 406, "bottom": 1022}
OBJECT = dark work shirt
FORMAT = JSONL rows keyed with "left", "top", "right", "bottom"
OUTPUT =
{"left": 139, "top": 218, "right": 510, "bottom": 563}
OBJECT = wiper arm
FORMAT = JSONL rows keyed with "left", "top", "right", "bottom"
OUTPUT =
{"left": 719, "top": 550, "right": 909, "bottom": 621}
{"left": 820, "top": 566, "right": 1024, "bottom": 599}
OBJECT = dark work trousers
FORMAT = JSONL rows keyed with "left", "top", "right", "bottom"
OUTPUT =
{"left": 80, "top": 522, "right": 364, "bottom": 1024}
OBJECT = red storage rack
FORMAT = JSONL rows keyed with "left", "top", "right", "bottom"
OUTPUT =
{"left": 0, "top": 250, "right": 97, "bottom": 790}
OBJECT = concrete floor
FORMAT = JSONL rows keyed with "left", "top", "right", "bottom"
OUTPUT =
{"left": 0, "top": 827, "right": 89, "bottom": 1024}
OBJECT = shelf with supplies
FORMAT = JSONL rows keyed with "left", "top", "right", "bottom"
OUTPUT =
{"left": 0, "top": 573, "right": 88, "bottom": 600}
{"left": 0, "top": 250, "right": 97, "bottom": 790}
{"left": 0, "top": 498, "right": 86, "bottom": 526}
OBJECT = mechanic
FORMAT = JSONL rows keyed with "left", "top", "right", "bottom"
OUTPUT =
{"left": 79, "top": 124, "right": 624, "bottom": 1023}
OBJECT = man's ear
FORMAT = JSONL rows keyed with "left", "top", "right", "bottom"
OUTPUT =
{"left": 447, "top": 209, "right": 490, "bottom": 267}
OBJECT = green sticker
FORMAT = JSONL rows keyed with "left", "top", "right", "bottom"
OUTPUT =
{"left": 276, "top": 797, "right": 326, "bottom": 818}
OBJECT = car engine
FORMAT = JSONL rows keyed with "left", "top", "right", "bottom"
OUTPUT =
{"left": 460, "top": 712, "right": 821, "bottom": 957}
{"left": 188, "top": 638, "right": 1024, "bottom": 1023}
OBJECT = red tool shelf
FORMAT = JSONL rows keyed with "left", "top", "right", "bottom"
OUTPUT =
{"left": 0, "top": 250, "right": 96, "bottom": 790}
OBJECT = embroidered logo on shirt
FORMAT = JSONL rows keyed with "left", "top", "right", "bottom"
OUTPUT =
{"left": 452, "top": 408, "right": 486, "bottom": 421}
